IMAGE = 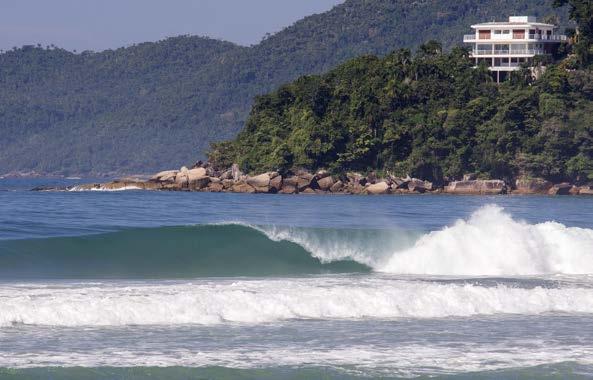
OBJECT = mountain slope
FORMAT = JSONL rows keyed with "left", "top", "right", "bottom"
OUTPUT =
{"left": 0, "top": 0, "right": 569, "bottom": 175}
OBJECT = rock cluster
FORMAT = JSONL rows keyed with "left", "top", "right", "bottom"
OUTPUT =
{"left": 60, "top": 162, "right": 593, "bottom": 196}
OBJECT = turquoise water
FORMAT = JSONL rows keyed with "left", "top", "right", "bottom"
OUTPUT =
{"left": 1, "top": 178, "right": 593, "bottom": 378}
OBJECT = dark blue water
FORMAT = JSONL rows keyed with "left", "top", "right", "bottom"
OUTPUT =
{"left": 1, "top": 178, "right": 593, "bottom": 378}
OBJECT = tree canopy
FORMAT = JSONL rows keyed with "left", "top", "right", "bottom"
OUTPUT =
{"left": 210, "top": 43, "right": 593, "bottom": 185}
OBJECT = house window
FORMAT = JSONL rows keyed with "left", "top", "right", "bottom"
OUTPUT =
{"left": 479, "top": 30, "right": 491, "bottom": 39}
{"left": 513, "top": 29, "right": 525, "bottom": 39}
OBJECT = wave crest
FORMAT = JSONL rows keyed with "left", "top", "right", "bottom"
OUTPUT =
{"left": 379, "top": 205, "right": 593, "bottom": 276}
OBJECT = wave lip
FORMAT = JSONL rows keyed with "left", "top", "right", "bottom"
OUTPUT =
{"left": 3, "top": 279, "right": 593, "bottom": 327}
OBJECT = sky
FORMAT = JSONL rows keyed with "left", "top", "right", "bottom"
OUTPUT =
{"left": 0, "top": 0, "right": 344, "bottom": 52}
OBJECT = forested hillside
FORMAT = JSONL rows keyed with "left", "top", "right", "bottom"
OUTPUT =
{"left": 0, "top": 0, "right": 569, "bottom": 175}
{"left": 210, "top": 44, "right": 593, "bottom": 185}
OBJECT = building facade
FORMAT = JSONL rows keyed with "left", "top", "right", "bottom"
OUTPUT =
{"left": 463, "top": 16, "right": 566, "bottom": 82}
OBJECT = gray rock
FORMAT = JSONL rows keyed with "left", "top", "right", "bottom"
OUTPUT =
{"left": 317, "top": 175, "right": 335, "bottom": 191}
{"left": 514, "top": 178, "right": 553, "bottom": 194}
{"left": 329, "top": 180, "right": 344, "bottom": 193}
{"left": 366, "top": 181, "right": 391, "bottom": 195}
{"left": 445, "top": 180, "right": 507, "bottom": 195}
{"left": 548, "top": 183, "right": 573, "bottom": 196}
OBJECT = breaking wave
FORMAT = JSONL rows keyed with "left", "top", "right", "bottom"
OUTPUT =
{"left": 1, "top": 205, "right": 592, "bottom": 279}
{"left": 3, "top": 278, "right": 593, "bottom": 327}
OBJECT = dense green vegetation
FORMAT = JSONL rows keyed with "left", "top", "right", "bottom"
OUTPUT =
{"left": 0, "top": 0, "right": 570, "bottom": 175}
{"left": 210, "top": 42, "right": 593, "bottom": 184}
{"left": 554, "top": 0, "right": 593, "bottom": 66}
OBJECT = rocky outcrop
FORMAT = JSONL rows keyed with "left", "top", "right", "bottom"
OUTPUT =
{"left": 444, "top": 180, "right": 507, "bottom": 195}
{"left": 548, "top": 183, "right": 573, "bottom": 196}
{"left": 150, "top": 170, "right": 177, "bottom": 183}
{"left": 60, "top": 162, "right": 588, "bottom": 197}
{"left": 514, "top": 178, "right": 553, "bottom": 194}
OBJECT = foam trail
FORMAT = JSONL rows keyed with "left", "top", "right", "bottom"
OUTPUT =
{"left": 68, "top": 185, "right": 142, "bottom": 192}
{"left": 379, "top": 205, "right": 593, "bottom": 276}
{"left": 3, "top": 278, "right": 593, "bottom": 327}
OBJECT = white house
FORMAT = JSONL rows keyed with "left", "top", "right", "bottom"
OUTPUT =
{"left": 463, "top": 16, "right": 567, "bottom": 82}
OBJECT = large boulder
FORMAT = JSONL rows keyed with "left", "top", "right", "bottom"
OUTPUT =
{"left": 407, "top": 178, "right": 433, "bottom": 193}
{"left": 390, "top": 176, "right": 410, "bottom": 190}
{"left": 330, "top": 180, "right": 344, "bottom": 193}
{"left": 317, "top": 175, "right": 335, "bottom": 191}
{"left": 366, "top": 181, "right": 391, "bottom": 195}
{"left": 279, "top": 185, "right": 297, "bottom": 194}
{"left": 207, "top": 182, "right": 224, "bottom": 192}
{"left": 579, "top": 186, "right": 593, "bottom": 195}
{"left": 188, "top": 176, "right": 211, "bottom": 190}
{"left": 269, "top": 174, "right": 283, "bottom": 193}
{"left": 187, "top": 167, "right": 207, "bottom": 180}
{"left": 444, "top": 180, "right": 507, "bottom": 195}
{"left": 246, "top": 172, "right": 280, "bottom": 193}
{"left": 347, "top": 172, "right": 367, "bottom": 186}
{"left": 247, "top": 173, "right": 271, "bottom": 188}
{"left": 232, "top": 182, "right": 256, "bottom": 194}
{"left": 548, "top": 183, "right": 573, "bottom": 196}
{"left": 514, "top": 178, "right": 553, "bottom": 194}
{"left": 150, "top": 170, "right": 178, "bottom": 183}
{"left": 297, "top": 172, "right": 315, "bottom": 191}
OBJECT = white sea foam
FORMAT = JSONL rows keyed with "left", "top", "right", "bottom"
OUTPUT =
{"left": 2, "top": 278, "right": 593, "bottom": 327}
{"left": 258, "top": 205, "right": 593, "bottom": 276}
{"left": 5, "top": 344, "right": 593, "bottom": 375}
{"left": 68, "top": 185, "right": 142, "bottom": 192}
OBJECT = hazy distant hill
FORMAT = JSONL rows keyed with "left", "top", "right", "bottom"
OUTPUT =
{"left": 0, "top": 0, "right": 568, "bottom": 175}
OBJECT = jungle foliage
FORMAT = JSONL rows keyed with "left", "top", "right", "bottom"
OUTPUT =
{"left": 210, "top": 43, "right": 593, "bottom": 184}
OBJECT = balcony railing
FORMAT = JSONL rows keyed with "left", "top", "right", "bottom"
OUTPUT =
{"left": 492, "top": 62, "right": 522, "bottom": 68}
{"left": 464, "top": 34, "right": 567, "bottom": 42}
{"left": 472, "top": 49, "right": 545, "bottom": 56}
{"left": 528, "top": 34, "right": 567, "bottom": 41}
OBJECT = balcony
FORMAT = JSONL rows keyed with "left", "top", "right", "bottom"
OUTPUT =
{"left": 465, "top": 34, "right": 566, "bottom": 43}
{"left": 472, "top": 49, "right": 545, "bottom": 56}
{"left": 528, "top": 34, "right": 567, "bottom": 41}
{"left": 492, "top": 62, "right": 522, "bottom": 68}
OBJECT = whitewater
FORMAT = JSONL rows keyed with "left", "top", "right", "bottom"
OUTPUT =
{"left": 3, "top": 277, "right": 593, "bottom": 327}
{"left": 260, "top": 205, "right": 593, "bottom": 275}
{"left": 2, "top": 183, "right": 593, "bottom": 378}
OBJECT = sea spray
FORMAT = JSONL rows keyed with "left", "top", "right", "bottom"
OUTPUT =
{"left": 380, "top": 205, "right": 593, "bottom": 276}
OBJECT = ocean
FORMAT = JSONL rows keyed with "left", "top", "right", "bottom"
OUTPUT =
{"left": 1, "top": 178, "right": 593, "bottom": 379}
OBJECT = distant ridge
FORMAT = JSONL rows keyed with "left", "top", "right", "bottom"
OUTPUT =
{"left": 0, "top": 0, "right": 568, "bottom": 175}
